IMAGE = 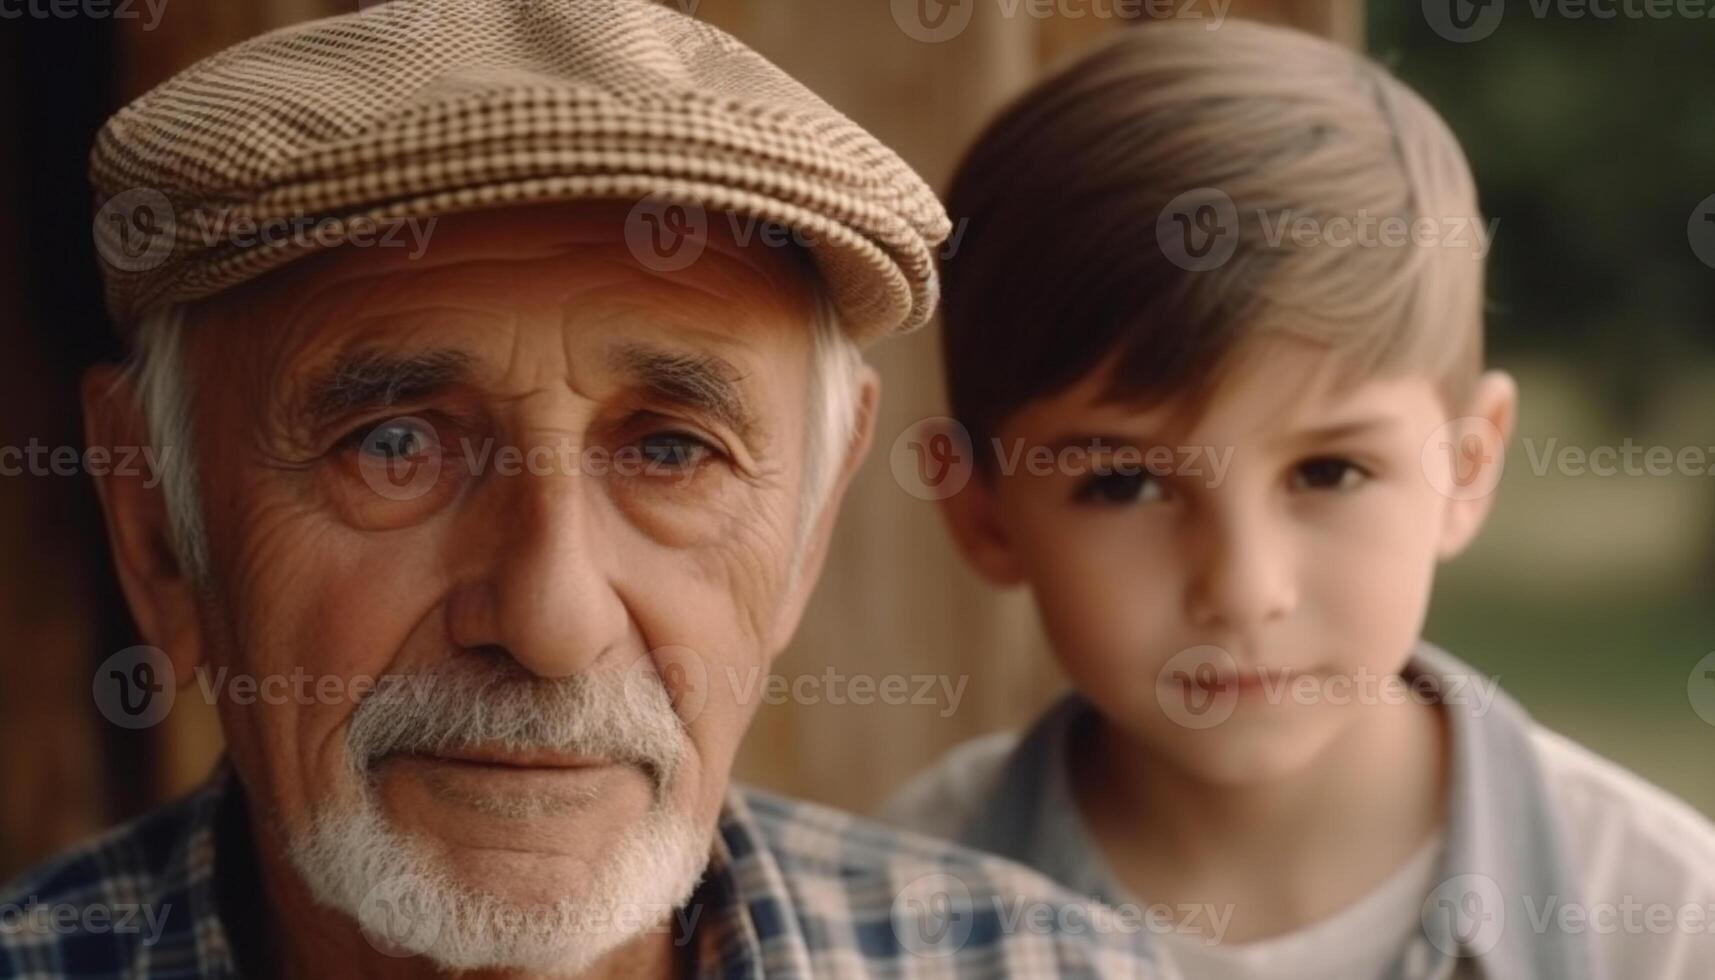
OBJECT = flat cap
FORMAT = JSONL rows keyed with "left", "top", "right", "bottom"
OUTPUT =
{"left": 89, "top": 0, "right": 951, "bottom": 343}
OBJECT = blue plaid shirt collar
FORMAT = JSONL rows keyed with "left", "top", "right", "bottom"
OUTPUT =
{"left": 3, "top": 763, "right": 1162, "bottom": 978}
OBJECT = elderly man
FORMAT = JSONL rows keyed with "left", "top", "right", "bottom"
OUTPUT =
{"left": 0, "top": 0, "right": 1160, "bottom": 977}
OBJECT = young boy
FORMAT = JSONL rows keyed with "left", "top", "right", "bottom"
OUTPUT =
{"left": 883, "top": 18, "right": 1715, "bottom": 980}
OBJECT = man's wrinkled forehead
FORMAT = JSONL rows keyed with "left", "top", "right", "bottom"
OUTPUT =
{"left": 184, "top": 201, "right": 821, "bottom": 420}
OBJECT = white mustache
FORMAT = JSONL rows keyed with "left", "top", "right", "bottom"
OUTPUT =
{"left": 346, "top": 654, "right": 687, "bottom": 792}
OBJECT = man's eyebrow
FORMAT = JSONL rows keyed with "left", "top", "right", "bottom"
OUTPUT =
{"left": 609, "top": 341, "right": 761, "bottom": 444}
{"left": 296, "top": 348, "right": 476, "bottom": 430}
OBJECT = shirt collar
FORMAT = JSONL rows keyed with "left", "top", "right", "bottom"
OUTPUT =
{"left": 958, "top": 639, "right": 1600, "bottom": 980}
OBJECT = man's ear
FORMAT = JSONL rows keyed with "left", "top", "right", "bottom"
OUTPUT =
{"left": 82, "top": 363, "right": 205, "bottom": 683}
{"left": 936, "top": 449, "right": 1026, "bottom": 587}
{"left": 767, "top": 363, "right": 883, "bottom": 652}
{"left": 1436, "top": 369, "right": 1519, "bottom": 561}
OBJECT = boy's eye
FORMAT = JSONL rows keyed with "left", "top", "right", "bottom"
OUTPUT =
{"left": 635, "top": 430, "right": 716, "bottom": 471}
{"left": 1292, "top": 456, "right": 1367, "bottom": 491}
{"left": 1074, "top": 470, "right": 1167, "bottom": 506}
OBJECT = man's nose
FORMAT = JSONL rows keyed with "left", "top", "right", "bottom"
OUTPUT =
{"left": 1183, "top": 503, "right": 1299, "bottom": 633}
{"left": 445, "top": 457, "right": 628, "bottom": 678}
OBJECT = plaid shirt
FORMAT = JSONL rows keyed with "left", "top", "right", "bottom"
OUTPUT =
{"left": 1, "top": 764, "right": 1160, "bottom": 978}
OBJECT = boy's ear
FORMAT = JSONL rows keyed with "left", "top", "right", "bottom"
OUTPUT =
{"left": 82, "top": 363, "right": 206, "bottom": 684}
{"left": 1436, "top": 369, "right": 1519, "bottom": 561}
{"left": 936, "top": 457, "right": 1026, "bottom": 587}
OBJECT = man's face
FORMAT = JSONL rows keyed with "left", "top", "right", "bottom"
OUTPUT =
{"left": 170, "top": 201, "right": 834, "bottom": 965}
{"left": 963, "top": 339, "right": 1501, "bottom": 786}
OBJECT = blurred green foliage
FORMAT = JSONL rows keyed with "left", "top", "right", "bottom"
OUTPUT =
{"left": 1370, "top": 2, "right": 1715, "bottom": 418}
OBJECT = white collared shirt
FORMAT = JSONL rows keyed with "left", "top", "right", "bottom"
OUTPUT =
{"left": 880, "top": 642, "right": 1715, "bottom": 980}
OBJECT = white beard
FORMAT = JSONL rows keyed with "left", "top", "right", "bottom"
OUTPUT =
{"left": 283, "top": 656, "right": 711, "bottom": 974}
{"left": 287, "top": 787, "right": 709, "bottom": 974}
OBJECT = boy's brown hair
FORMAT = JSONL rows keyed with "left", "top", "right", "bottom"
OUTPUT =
{"left": 940, "top": 19, "right": 1489, "bottom": 464}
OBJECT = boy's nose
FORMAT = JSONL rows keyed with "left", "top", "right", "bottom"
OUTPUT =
{"left": 1184, "top": 510, "right": 1299, "bottom": 631}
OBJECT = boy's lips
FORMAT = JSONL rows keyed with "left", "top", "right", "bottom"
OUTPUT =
{"left": 1168, "top": 664, "right": 1305, "bottom": 695}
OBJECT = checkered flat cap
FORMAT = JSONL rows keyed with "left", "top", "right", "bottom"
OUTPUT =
{"left": 89, "top": 0, "right": 951, "bottom": 342}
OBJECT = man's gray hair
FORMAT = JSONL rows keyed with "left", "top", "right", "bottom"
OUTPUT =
{"left": 123, "top": 289, "right": 865, "bottom": 592}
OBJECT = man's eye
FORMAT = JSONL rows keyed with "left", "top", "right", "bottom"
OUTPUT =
{"left": 343, "top": 416, "right": 441, "bottom": 461}
{"left": 1074, "top": 471, "right": 1166, "bottom": 506}
{"left": 636, "top": 431, "right": 715, "bottom": 470}
{"left": 1292, "top": 456, "right": 1367, "bottom": 491}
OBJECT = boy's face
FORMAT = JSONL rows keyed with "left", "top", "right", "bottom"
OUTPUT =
{"left": 941, "top": 338, "right": 1516, "bottom": 786}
